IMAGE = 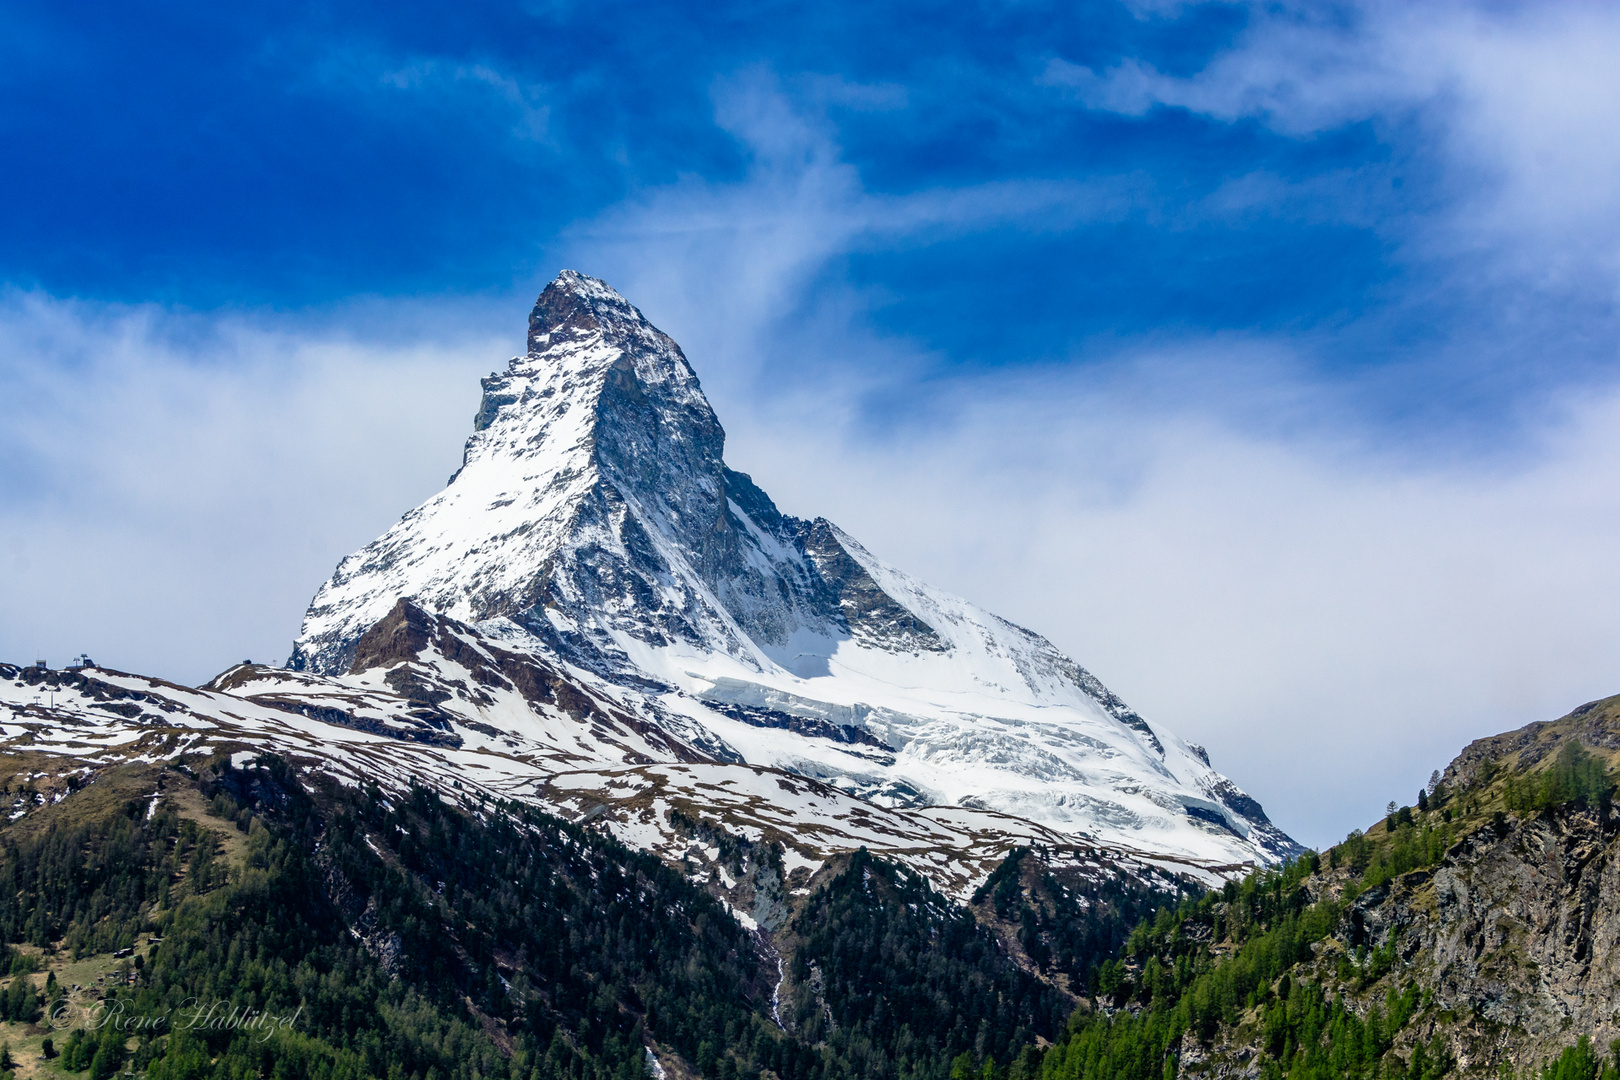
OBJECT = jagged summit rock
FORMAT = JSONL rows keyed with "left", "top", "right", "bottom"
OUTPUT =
{"left": 291, "top": 270, "right": 723, "bottom": 676}
{"left": 285, "top": 270, "right": 1300, "bottom": 869}
{"left": 293, "top": 271, "right": 952, "bottom": 686}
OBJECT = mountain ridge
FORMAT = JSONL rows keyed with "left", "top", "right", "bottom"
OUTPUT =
{"left": 284, "top": 269, "right": 1298, "bottom": 870}
{"left": 0, "top": 268, "right": 1297, "bottom": 935}
{"left": 6, "top": 270, "right": 1620, "bottom": 1080}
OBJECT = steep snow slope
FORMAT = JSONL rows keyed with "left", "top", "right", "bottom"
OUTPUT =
{"left": 288, "top": 271, "right": 1298, "bottom": 868}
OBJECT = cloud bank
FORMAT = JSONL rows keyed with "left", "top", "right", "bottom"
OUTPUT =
{"left": 0, "top": 294, "right": 499, "bottom": 682}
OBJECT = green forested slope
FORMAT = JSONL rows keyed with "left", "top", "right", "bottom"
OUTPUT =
{"left": 1014, "top": 737, "right": 1620, "bottom": 1080}
{"left": 0, "top": 753, "right": 1137, "bottom": 1080}
{"left": 12, "top": 732, "right": 1610, "bottom": 1080}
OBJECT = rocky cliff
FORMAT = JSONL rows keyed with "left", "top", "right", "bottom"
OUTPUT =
{"left": 1107, "top": 692, "right": 1620, "bottom": 1080}
{"left": 1351, "top": 803, "right": 1620, "bottom": 1072}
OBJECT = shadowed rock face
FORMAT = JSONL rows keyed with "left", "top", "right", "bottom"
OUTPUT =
{"left": 1174, "top": 696, "right": 1620, "bottom": 1079}
{"left": 1403, "top": 809, "right": 1620, "bottom": 1048}
{"left": 525, "top": 278, "right": 949, "bottom": 663}
{"left": 1190, "top": 803, "right": 1620, "bottom": 1078}
{"left": 351, "top": 597, "right": 610, "bottom": 730}
{"left": 347, "top": 597, "right": 713, "bottom": 763}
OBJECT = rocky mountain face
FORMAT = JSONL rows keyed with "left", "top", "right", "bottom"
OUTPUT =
{"left": 1360, "top": 694, "right": 1620, "bottom": 1070}
{"left": 1074, "top": 692, "right": 1620, "bottom": 1080}
{"left": 288, "top": 270, "right": 1298, "bottom": 873}
{"left": 1, "top": 270, "right": 1296, "bottom": 918}
{"left": 1350, "top": 803, "right": 1620, "bottom": 1070}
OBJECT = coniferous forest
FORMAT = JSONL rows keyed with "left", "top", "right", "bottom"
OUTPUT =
{"left": 0, "top": 743, "right": 1615, "bottom": 1080}
{"left": 0, "top": 755, "right": 1144, "bottom": 1080}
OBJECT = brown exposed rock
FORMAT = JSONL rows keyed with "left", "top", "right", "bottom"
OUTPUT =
{"left": 348, "top": 598, "right": 445, "bottom": 675}
{"left": 343, "top": 598, "right": 703, "bottom": 763}
{"left": 1193, "top": 710, "right": 1620, "bottom": 1078}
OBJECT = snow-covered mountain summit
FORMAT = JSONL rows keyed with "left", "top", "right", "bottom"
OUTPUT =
{"left": 287, "top": 271, "right": 1299, "bottom": 869}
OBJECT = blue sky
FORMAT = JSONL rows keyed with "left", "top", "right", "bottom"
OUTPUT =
{"left": 6, "top": 0, "right": 1614, "bottom": 430}
{"left": 0, "top": 1, "right": 1444, "bottom": 353}
{"left": 4, "top": 0, "right": 1620, "bottom": 847}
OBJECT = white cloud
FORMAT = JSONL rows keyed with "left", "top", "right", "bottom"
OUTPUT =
{"left": 0, "top": 291, "right": 503, "bottom": 682}
{"left": 311, "top": 45, "right": 554, "bottom": 142}
{"left": 1047, "top": 1, "right": 1620, "bottom": 279}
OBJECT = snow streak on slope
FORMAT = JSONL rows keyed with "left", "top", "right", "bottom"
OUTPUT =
{"left": 286, "top": 270, "right": 1300, "bottom": 870}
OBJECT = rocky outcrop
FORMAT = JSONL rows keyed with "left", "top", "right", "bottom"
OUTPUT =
{"left": 1172, "top": 803, "right": 1620, "bottom": 1078}
{"left": 1183, "top": 698, "right": 1620, "bottom": 1077}
{"left": 1444, "top": 694, "right": 1620, "bottom": 789}
{"left": 1357, "top": 806, "right": 1620, "bottom": 1071}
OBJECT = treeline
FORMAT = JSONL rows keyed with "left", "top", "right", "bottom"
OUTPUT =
{"left": 1005, "top": 845, "right": 1460, "bottom": 1080}
{"left": 1012, "top": 736, "right": 1620, "bottom": 1080}
{"left": 1536, "top": 1037, "right": 1620, "bottom": 1080}
{"left": 972, "top": 847, "right": 1181, "bottom": 992}
{"left": 1503, "top": 741, "right": 1615, "bottom": 815}
{"left": 1324, "top": 735, "right": 1616, "bottom": 902}
{"left": 0, "top": 801, "right": 222, "bottom": 954}
{"left": 1330, "top": 819, "right": 1454, "bottom": 896}
{"left": 0, "top": 758, "right": 774, "bottom": 1080}
{"left": 22, "top": 768, "right": 510, "bottom": 1080}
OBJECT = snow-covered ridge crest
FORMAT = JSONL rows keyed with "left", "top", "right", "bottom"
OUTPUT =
{"left": 287, "top": 269, "right": 1302, "bottom": 869}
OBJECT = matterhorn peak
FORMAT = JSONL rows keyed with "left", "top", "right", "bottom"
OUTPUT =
{"left": 525, "top": 269, "right": 663, "bottom": 354}
{"left": 465, "top": 270, "right": 727, "bottom": 546}
{"left": 291, "top": 269, "right": 731, "bottom": 677}
{"left": 480, "top": 269, "right": 716, "bottom": 444}
{"left": 288, "top": 272, "right": 1300, "bottom": 868}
